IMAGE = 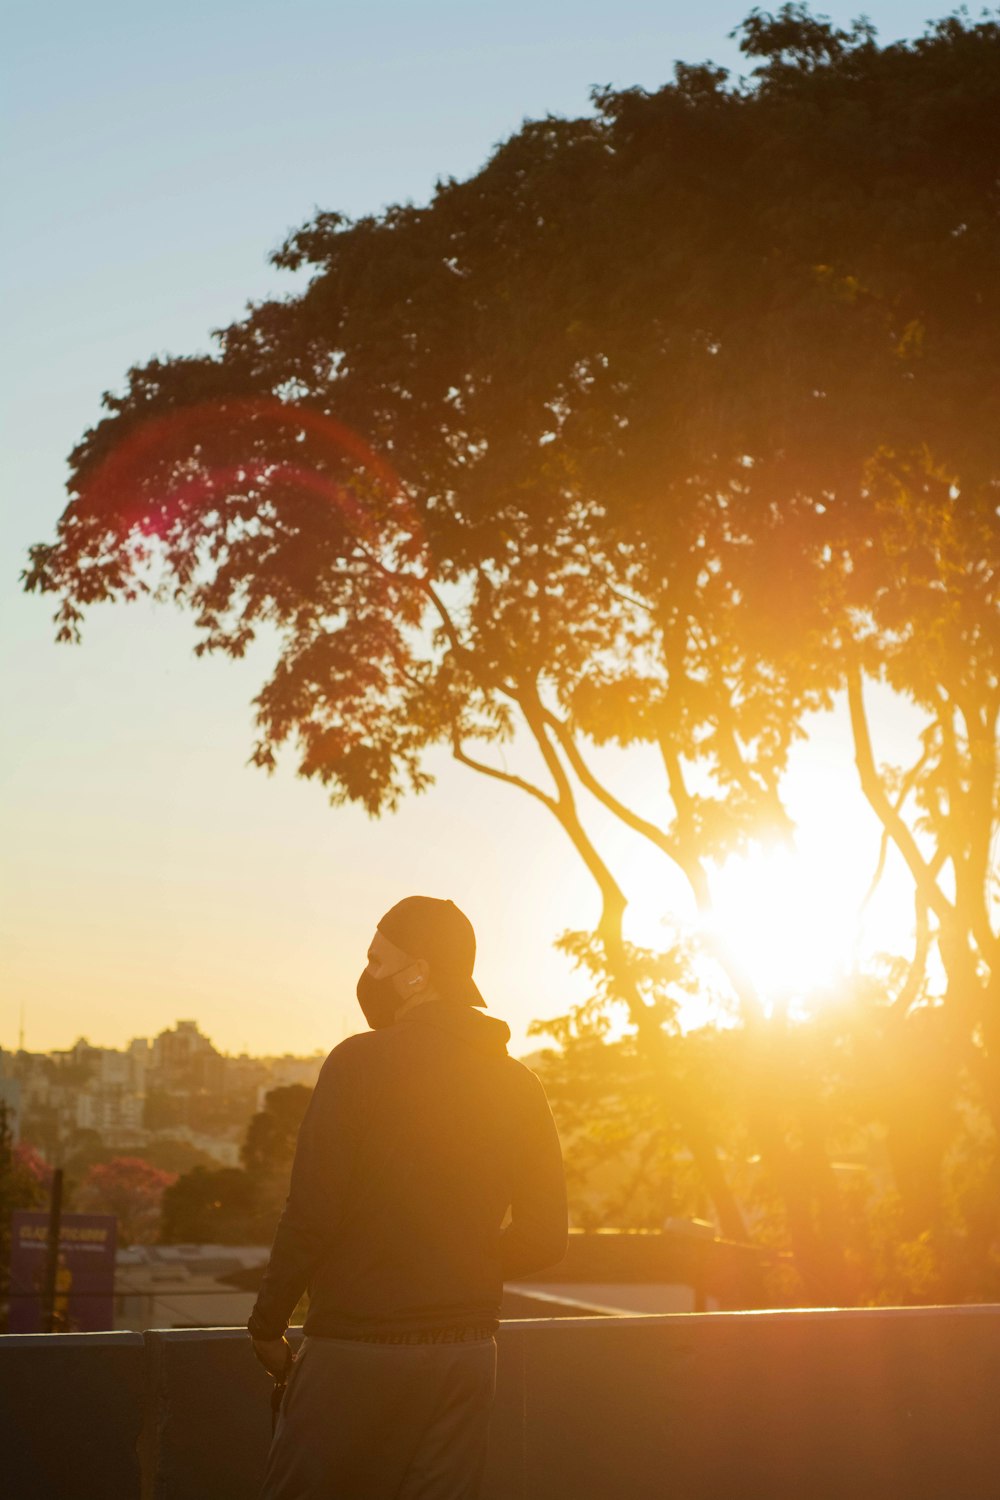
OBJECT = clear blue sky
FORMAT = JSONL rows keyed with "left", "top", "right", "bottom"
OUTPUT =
{"left": 2, "top": 0, "right": 936, "bottom": 1057}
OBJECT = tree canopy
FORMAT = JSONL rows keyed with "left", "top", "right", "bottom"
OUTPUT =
{"left": 24, "top": 6, "right": 1000, "bottom": 1301}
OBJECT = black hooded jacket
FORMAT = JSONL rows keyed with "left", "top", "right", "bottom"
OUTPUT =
{"left": 247, "top": 1000, "right": 568, "bottom": 1340}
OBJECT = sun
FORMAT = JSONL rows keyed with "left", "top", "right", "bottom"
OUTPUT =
{"left": 621, "top": 817, "right": 920, "bottom": 1021}
{"left": 705, "top": 845, "right": 855, "bottom": 1006}
{"left": 567, "top": 718, "right": 927, "bottom": 1023}
{"left": 702, "top": 833, "right": 917, "bottom": 1013}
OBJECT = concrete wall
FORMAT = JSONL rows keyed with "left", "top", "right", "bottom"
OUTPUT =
{"left": 487, "top": 1306, "right": 1000, "bottom": 1500}
{"left": 3, "top": 1307, "right": 1000, "bottom": 1499}
{"left": 139, "top": 1327, "right": 302, "bottom": 1499}
{"left": 1, "top": 1331, "right": 144, "bottom": 1499}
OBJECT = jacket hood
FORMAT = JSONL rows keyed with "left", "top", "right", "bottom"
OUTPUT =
{"left": 399, "top": 998, "right": 510, "bottom": 1056}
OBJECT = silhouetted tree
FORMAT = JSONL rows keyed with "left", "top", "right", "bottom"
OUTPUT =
{"left": 24, "top": 8, "right": 999, "bottom": 1299}
{"left": 0, "top": 1105, "right": 51, "bottom": 1330}
{"left": 240, "top": 1085, "right": 312, "bottom": 1179}
{"left": 159, "top": 1164, "right": 260, "bottom": 1245}
{"left": 159, "top": 1084, "right": 313, "bottom": 1243}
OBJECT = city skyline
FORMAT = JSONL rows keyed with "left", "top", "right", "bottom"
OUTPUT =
{"left": 4, "top": 1014, "right": 328, "bottom": 1062}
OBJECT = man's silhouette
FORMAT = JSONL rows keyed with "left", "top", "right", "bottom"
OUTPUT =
{"left": 249, "top": 895, "right": 568, "bottom": 1498}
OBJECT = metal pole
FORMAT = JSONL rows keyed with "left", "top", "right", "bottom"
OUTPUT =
{"left": 42, "top": 1167, "right": 64, "bottom": 1334}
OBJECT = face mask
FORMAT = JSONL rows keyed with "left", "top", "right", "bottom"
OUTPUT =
{"left": 356, "top": 966, "right": 410, "bottom": 1030}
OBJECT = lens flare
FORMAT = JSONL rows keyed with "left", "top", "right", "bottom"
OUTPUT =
{"left": 80, "top": 396, "right": 426, "bottom": 564}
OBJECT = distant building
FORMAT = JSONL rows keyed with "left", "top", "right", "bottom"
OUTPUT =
{"left": 4, "top": 1018, "right": 326, "bottom": 1165}
{"left": 114, "top": 1243, "right": 270, "bottom": 1331}
{"left": 0, "top": 1076, "right": 21, "bottom": 1141}
{"left": 150, "top": 1019, "right": 225, "bottom": 1092}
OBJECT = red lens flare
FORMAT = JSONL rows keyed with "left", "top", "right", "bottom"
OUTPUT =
{"left": 80, "top": 396, "right": 425, "bottom": 564}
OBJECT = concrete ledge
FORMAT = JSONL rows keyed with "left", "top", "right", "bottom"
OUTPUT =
{"left": 140, "top": 1327, "right": 302, "bottom": 1500}
{"left": 489, "top": 1306, "right": 1000, "bottom": 1500}
{"left": 5, "top": 1306, "right": 1000, "bottom": 1499}
{"left": 0, "top": 1330, "right": 145, "bottom": 1500}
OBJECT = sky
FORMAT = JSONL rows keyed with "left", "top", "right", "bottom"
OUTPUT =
{"left": 2, "top": 0, "right": 939, "bottom": 1060}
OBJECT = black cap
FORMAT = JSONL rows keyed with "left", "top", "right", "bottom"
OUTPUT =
{"left": 377, "top": 896, "right": 486, "bottom": 1008}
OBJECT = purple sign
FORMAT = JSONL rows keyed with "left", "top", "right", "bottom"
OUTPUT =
{"left": 8, "top": 1211, "right": 117, "bottom": 1332}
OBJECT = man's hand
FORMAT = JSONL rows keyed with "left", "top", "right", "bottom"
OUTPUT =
{"left": 251, "top": 1333, "right": 294, "bottom": 1380}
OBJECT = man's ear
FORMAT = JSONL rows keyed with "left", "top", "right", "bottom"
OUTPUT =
{"left": 407, "top": 957, "right": 431, "bottom": 991}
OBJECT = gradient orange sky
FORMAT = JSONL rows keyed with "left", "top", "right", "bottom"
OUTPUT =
{"left": 1, "top": 0, "right": 933, "bottom": 1059}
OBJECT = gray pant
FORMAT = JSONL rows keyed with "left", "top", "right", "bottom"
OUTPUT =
{"left": 259, "top": 1335, "right": 498, "bottom": 1500}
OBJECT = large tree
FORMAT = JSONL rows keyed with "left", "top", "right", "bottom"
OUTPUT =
{"left": 25, "top": 7, "right": 999, "bottom": 1299}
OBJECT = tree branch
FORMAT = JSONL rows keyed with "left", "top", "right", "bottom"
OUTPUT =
{"left": 858, "top": 744, "right": 933, "bottom": 916}
{"left": 542, "top": 708, "right": 679, "bottom": 859}
{"left": 518, "top": 684, "right": 628, "bottom": 928}
{"left": 580, "top": 542, "right": 653, "bottom": 614}
{"left": 656, "top": 730, "right": 767, "bottom": 1025}
{"left": 352, "top": 538, "right": 529, "bottom": 710}
{"left": 890, "top": 889, "right": 931, "bottom": 1019}
{"left": 450, "top": 736, "right": 558, "bottom": 812}
{"left": 847, "top": 660, "right": 956, "bottom": 933}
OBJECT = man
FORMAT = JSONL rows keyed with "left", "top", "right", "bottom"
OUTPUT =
{"left": 249, "top": 895, "right": 568, "bottom": 1499}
